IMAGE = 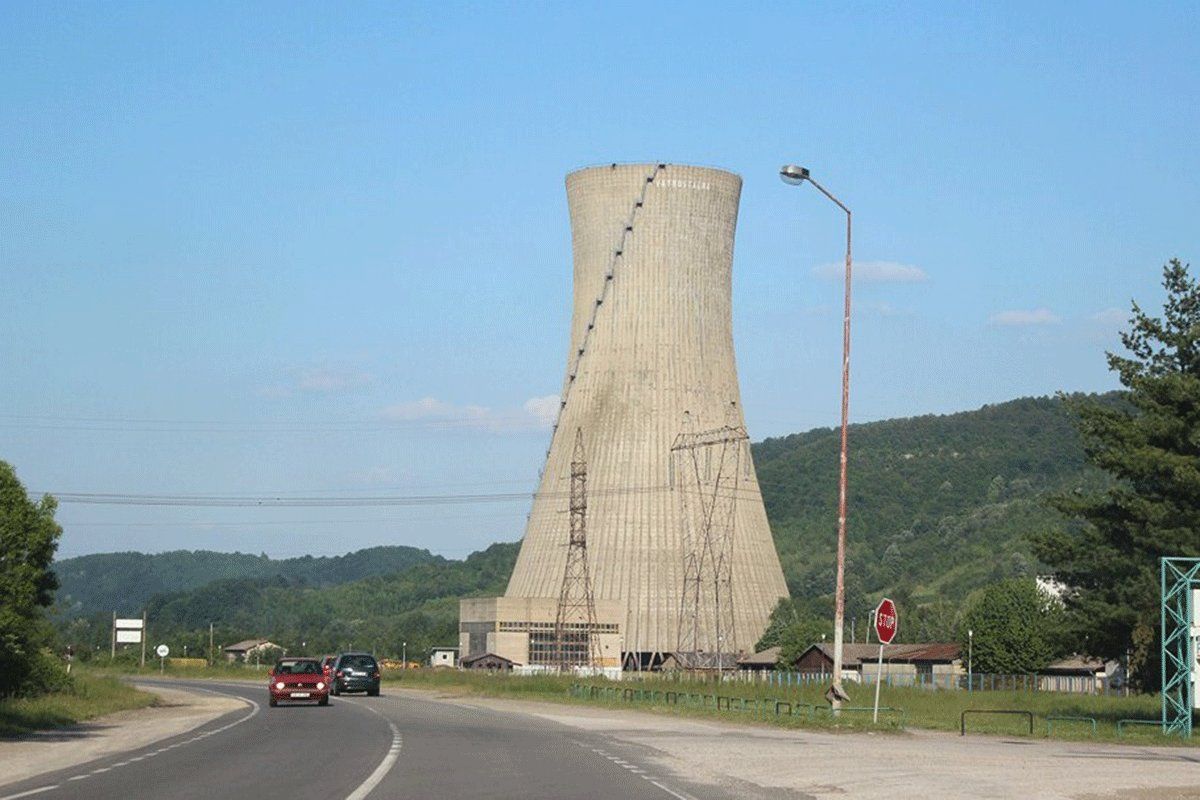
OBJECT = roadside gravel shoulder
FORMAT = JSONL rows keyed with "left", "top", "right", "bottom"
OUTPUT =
{"left": 385, "top": 686, "right": 1200, "bottom": 800}
{"left": 0, "top": 683, "right": 243, "bottom": 789}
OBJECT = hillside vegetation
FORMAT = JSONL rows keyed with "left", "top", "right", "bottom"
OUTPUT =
{"left": 55, "top": 394, "right": 1105, "bottom": 657}
{"left": 55, "top": 545, "right": 439, "bottom": 617}
{"left": 64, "top": 543, "right": 518, "bottom": 660}
{"left": 754, "top": 395, "right": 1109, "bottom": 636}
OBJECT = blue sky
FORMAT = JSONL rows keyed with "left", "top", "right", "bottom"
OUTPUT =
{"left": 1, "top": 2, "right": 1197, "bottom": 558}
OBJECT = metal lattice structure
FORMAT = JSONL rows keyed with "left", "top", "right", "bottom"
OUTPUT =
{"left": 672, "top": 419, "right": 748, "bottom": 667}
{"left": 553, "top": 429, "right": 600, "bottom": 670}
{"left": 1161, "top": 556, "right": 1200, "bottom": 737}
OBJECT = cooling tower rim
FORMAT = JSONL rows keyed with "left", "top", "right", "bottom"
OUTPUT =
{"left": 566, "top": 161, "right": 741, "bottom": 183}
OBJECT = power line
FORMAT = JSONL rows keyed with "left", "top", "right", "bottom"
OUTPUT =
{"left": 41, "top": 484, "right": 678, "bottom": 508}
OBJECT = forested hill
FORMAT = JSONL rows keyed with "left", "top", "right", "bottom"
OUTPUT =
{"left": 54, "top": 545, "right": 441, "bottom": 617}
{"left": 752, "top": 394, "right": 1109, "bottom": 634}
{"left": 69, "top": 542, "right": 519, "bottom": 660}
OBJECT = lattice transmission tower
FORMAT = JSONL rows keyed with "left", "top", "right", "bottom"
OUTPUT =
{"left": 672, "top": 414, "right": 748, "bottom": 668}
{"left": 554, "top": 428, "right": 600, "bottom": 671}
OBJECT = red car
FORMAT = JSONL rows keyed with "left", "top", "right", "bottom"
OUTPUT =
{"left": 321, "top": 654, "right": 336, "bottom": 684}
{"left": 268, "top": 657, "right": 329, "bottom": 707}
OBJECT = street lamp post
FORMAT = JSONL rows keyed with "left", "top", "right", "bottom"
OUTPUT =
{"left": 780, "top": 164, "right": 853, "bottom": 711}
{"left": 402, "top": 641, "right": 407, "bottom": 669}
{"left": 968, "top": 629, "right": 974, "bottom": 692}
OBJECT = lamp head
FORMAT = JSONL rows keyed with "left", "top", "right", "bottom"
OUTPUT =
{"left": 780, "top": 165, "right": 810, "bottom": 185}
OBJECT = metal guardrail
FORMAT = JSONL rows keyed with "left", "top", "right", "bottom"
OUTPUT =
{"left": 960, "top": 709, "right": 1033, "bottom": 736}
{"left": 1046, "top": 715, "right": 1097, "bottom": 736}
{"left": 1117, "top": 719, "right": 1163, "bottom": 737}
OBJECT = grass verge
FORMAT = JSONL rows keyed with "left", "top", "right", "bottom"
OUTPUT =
{"left": 383, "top": 669, "right": 1184, "bottom": 746}
{"left": 0, "top": 672, "right": 158, "bottom": 737}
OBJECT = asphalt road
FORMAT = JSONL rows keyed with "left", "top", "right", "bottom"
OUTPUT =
{"left": 0, "top": 680, "right": 729, "bottom": 800}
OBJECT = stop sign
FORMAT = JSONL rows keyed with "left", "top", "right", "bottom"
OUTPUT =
{"left": 874, "top": 598, "right": 898, "bottom": 644}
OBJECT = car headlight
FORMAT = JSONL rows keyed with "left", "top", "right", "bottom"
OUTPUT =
{"left": 275, "top": 682, "right": 285, "bottom": 690}
{"left": 316, "top": 682, "right": 325, "bottom": 690}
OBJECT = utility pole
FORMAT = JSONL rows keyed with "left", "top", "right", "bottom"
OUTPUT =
{"left": 554, "top": 428, "right": 600, "bottom": 671}
{"left": 209, "top": 622, "right": 214, "bottom": 667}
{"left": 111, "top": 611, "right": 116, "bottom": 661}
{"left": 140, "top": 610, "right": 147, "bottom": 668}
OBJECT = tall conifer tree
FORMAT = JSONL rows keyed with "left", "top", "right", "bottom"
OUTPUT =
{"left": 1032, "top": 260, "right": 1200, "bottom": 687}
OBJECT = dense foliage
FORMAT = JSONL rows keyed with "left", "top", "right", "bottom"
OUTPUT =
{"left": 0, "top": 461, "right": 68, "bottom": 697}
{"left": 55, "top": 545, "right": 440, "bottom": 618}
{"left": 1032, "top": 260, "right": 1200, "bottom": 688}
{"left": 753, "top": 394, "right": 1103, "bottom": 634}
{"left": 958, "top": 579, "right": 1064, "bottom": 673}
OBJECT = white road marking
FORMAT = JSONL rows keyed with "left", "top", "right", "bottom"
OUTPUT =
{"left": 0, "top": 684, "right": 261, "bottom": 800}
{"left": 339, "top": 699, "right": 404, "bottom": 800}
{"left": 0, "top": 786, "right": 59, "bottom": 800}
{"left": 574, "top": 741, "right": 697, "bottom": 800}
{"left": 648, "top": 778, "right": 698, "bottom": 800}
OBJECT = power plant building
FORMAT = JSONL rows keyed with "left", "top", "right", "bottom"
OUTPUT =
{"left": 460, "top": 163, "right": 789, "bottom": 669}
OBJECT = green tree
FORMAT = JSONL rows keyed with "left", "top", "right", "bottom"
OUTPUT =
{"left": 0, "top": 461, "right": 66, "bottom": 697}
{"left": 755, "top": 598, "right": 832, "bottom": 667}
{"left": 1031, "top": 259, "right": 1200, "bottom": 688}
{"left": 959, "top": 579, "right": 1062, "bottom": 673}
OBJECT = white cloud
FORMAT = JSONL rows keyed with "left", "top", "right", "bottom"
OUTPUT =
{"left": 380, "top": 397, "right": 491, "bottom": 422}
{"left": 1091, "top": 308, "right": 1127, "bottom": 326}
{"left": 378, "top": 394, "right": 560, "bottom": 431}
{"left": 293, "top": 365, "right": 375, "bottom": 394}
{"left": 345, "top": 466, "right": 397, "bottom": 486}
{"left": 812, "top": 260, "right": 929, "bottom": 284}
{"left": 988, "top": 308, "right": 1062, "bottom": 326}
{"left": 523, "top": 394, "right": 561, "bottom": 426}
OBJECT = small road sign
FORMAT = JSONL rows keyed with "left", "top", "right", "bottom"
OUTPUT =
{"left": 874, "top": 598, "right": 898, "bottom": 645}
{"left": 156, "top": 644, "right": 170, "bottom": 658}
{"left": 872, "top": 598, "right": 898, "bottom": 723}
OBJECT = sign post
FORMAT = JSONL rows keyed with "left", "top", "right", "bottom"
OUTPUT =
{"left": 872, "top": 597, "right": 898, "bottom": 723}
{"left": 156, "top": 644, "right": 170, "bottom": 675}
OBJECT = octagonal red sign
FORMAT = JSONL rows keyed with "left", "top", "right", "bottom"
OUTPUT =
{"left": 874, "top": 597, "right": 898, "bottom": 644}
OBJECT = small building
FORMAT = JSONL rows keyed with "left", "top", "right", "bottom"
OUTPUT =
{"left": 459, "top": 596, "right": 623, "bottom": 668}
{"left": 660, "top": 651, "right": 741, "bottom": 673}
{"left": 793, "top": 642, "right": 962, "bottom": 684}
{"left": 222, "top": 639, "right": 281, "bottom": 663}
{"left": 430, "top": 647, "right": 458, "bottom": 669}
{"left": 461, "top": 652, "right": 519, "bottom": 671}
{"left": 1040, "top": 655, "right": 1116, "bottom": 693}
{"left": 737, "top": 646, "right": 781, "bottom": 671}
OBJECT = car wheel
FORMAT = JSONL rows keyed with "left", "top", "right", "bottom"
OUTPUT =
{"left": 319, "top": 696, "right": 329, "bottom": 706}
{"left": 368, "top": 686, "right": 379, "bottom": 697}
{"left": 269, "top": 697, "right": 278, "bottom": 707}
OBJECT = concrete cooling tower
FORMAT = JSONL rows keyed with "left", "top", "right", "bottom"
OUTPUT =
{"left": 503, "top": 163, "right": 789, "bottom": 665}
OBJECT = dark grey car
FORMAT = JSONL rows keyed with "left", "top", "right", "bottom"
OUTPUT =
{"left": 331, "top": 652, "right": 381, "bottom": 696}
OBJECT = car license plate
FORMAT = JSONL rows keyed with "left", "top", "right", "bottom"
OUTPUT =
{"left": 291, "top": 692, "right": 310, "bottom": 698}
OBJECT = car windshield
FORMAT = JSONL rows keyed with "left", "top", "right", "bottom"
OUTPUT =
{"left": 340, "top": 656, "right": 376, "bottom": 670}
{"left": 275, "top": 660, "right": 321, "bottom": 675}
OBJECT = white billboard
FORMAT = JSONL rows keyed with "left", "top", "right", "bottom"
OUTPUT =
{"left": 116, "top": 630, "right": 143, "bottom": 643}
{"left": 115, "top": 618, "right": 144, "bottom": 629}
{"left": 1192, "top": 589, "right": 1200, "bottom": 710}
